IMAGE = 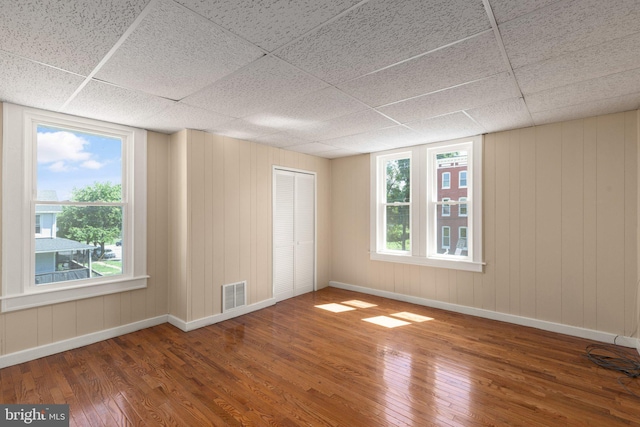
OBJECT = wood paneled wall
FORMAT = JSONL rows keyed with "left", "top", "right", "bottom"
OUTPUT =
{"left": 332, "top": 111, "right": 638, "bottom": 336}
{"left": 0, "top": 125, "right": 170, "bottom": 355}
{"left": 168, "top": 130, "right": 331, "bottom": 323}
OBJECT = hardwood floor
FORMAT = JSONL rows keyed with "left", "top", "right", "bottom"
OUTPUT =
{"left": 1, "top": 287, "right": 639, "bottom": 426}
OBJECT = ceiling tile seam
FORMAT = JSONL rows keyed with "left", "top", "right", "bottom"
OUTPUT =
{"left": 167, "top": 0, "right": 269, "bottom": 56}
{"left": 461, "top": 110, "right": 488, "bottom": 134}
{"left": 0, "top": 48, "right": 87, "bottom": 79}
{"left": 337, "top": 28, "right": 495, "bottom": 85}
{"left": 268, "top": 0, "right": 373, "bottom": 55}
{"left": 374, "top": 72, "right": 510, "bottom": 109}
{"left": 481, "top": 0, "right": 534, "bottom": 125}
{"left": 59, "top": 0, "right": 161, "bottom": 112}
{"left": 318, "top": 124, "right": 409, "bottom": 147}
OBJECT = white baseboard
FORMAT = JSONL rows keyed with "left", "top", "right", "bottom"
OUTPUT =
{"left": 330, "top": 281, "right": 640, "bottom": 350}
{"left": 168, "top": 298, "right": 277, "bottom": 332}
{"left": 0, "top": 315, "right": 168, "bottom": 369}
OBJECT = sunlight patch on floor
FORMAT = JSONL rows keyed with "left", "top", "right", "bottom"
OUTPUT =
{"left": 391, "top": 312, "right": 434, "bottom": 322}
{"left": 363, "top": 316, "right": 411, "bottom": 328}
{"left": 341, "top": 300, "right": 377, "bottom": 308}
{"left": 315, "top": 303, "right": 356, "bottom": 313}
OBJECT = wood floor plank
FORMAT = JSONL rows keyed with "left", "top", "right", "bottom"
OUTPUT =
{"left": 1, "top": 287, "right": 639, "bottom": 426}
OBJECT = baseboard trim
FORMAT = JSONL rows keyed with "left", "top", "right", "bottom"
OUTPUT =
{"left": 0, "top": 315, "right": 168, "bottom": 369}
{"left": 330, "top": 281, "right": 640, "bottom": 349}
{"left": 168, "top": 298, "right": 277, "bottom": 332}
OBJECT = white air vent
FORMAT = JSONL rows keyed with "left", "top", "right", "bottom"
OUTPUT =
{"left": 222, "top": 281, "right": 247, "bottom": 313}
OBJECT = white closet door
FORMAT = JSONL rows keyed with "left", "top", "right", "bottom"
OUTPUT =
{"left": 294, "top": 173, "right": 315, "bottom": 296}
{"left": 273, "top": 169, "right": 315, "bottom": 302}
{"left": 273, "top": 171, "right": 295, "bottom": 301}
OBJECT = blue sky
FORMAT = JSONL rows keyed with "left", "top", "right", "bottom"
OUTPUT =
{"left": 36, "top": 125, "right": 122, "bottom": 202}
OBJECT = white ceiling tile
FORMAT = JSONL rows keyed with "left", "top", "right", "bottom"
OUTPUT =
{"left": 488, "top": 0, "right": 561, "bottom": 24}
{"left": 338, "top": 32, "right": 505, "bottom": 107}
{"left": 378, "top": 72, "right": 519, "bottom": 124}
{"left": 277, "top": 0, "right": 490, "bottom": 84}
{"left": 285, "top": 142, "right": 337, "bottom": 154}
{"left": 0, "top": 52, "right": 85, "bottom": 111}
{"left": 95, "top": 0, "right": 264, "bottom": 100}
{"left": 250, "top": 132, "right": 311, "bottom": 148}
{"left": 465, "top": 97, "right": 533, "bottom": 133}
{"left": 206, "top": 118, "right": 279, "bottom": 140}
{"left": 314, "top": 148, "right": 360, "bottom": 159}
{"left": 0, "top": 0, "right": 149, "bottom": 75}
{"left": 531, "top": 92, "right": 640, "bottom": 125}
{"left": 243, "top": 87, "right": 367, "bottom": 130}
{"left": 325, "top": 126, "right": 424, "bottom": 152}
{"left": 175, "top": 0, "right": 362, "bottom": 51}
{"left": 289, "top": 109, "right": 398, "bottom": 141}
{"left": 181, "top": 55, "right": 328, "bottom": 118}
{"left": 137, "top": 103, "right": 234, "bottom": 134}
{"left": 61, "top": 80, "right": 176, "bottom": 127}
{"left": 516, "top": 32, "right": 640, "bottom": 95}
{"left": 405, "top": 112, "right": 485, "bottom": 143}
{"left": 500, "top": 0, "right": 640, "bottom": 68}
{"left": 526, "top": 68, "right": 640, "bottom": 113}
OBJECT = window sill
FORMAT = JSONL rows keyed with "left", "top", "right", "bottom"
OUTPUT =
{"left": 370, "top": 252, "right": 484, "bottom": 272}
{"left": 0, "top": 275, "right": 148, "bottom": 312}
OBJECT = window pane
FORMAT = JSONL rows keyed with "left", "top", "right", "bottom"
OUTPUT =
{"left": 385, "top": 158, "right": 410, "bottom": 203}
{"left": 437, "top": 215, "right": 468, "bottom": 256}
{"left": 459, "top": 171, "right": 468, "bottom": 187}
{"left": 459, "top": 197, "right": 468, "bottom": 216}
{"left": 35, "top": 205, "right": 123, "bottom": 285}
{"left": 386, "top": 205, "right": 410, "bottom": 251}
{"left": 441, "top": 172, "right": 450, "bottom": 189}
{"left": 37, "top": 125, "right": 122, "bottom": 202}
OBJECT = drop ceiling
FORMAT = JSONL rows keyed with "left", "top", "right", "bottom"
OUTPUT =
{"left": 1, "top": 0, "right": 639, "bottom": 158}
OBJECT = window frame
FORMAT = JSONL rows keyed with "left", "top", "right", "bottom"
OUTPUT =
{"left": 1, "top": 103, "right": 148, "bottom": 312}
{"left": 459, "top": 226, "right": 468, "bottom": 250}
{"left": 375, "top": 151, "right": 412, "bottom": 255}
{"left": 370, "top": 135, "right": 483, "bottom": 272}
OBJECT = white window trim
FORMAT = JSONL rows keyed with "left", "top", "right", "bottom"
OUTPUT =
{"left": 1, "top": 103, "right": 148, "bottom": 312}
{"left": 370, "top": 135, "right": 483, "bottom": 272}
{"left": 441, "top": 172, "right": 450, "bottom": 189}
{"left": 375, "top": 151, "right": 412, "bottom": 254}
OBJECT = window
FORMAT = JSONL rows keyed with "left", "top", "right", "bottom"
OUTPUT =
{"left": 376, "top": 153, "right": 411, "bottom": 253}
{"left": 442, "top": 226, "right": 450, "bottom": 249}
{"left": 370, "top": 135, "right": 483, "bottom": 272}
{"left": 441, "top": 172, "right": 450, "bottom": 189}
{"left": 459, "top": 170, "right": 468, "bottom": 188}
{"left": 459, "top": 197, "right": 468, "bottom": 217}
{"left": 441, "top": 198, "right": 451, "bottom": 217}
{"left": 458, "top": 227, "right": 468, "bottom": 250}
{"left": 2, "top": 103, "right": 147, "bottom": 312}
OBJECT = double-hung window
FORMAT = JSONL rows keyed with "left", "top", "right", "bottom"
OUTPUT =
{"left": 371, "top": 135, "right": 482, "bottom": 272}
{"left": 1, "top": 103, "right": 147, "bottom": 312}
{"left": 375, "top": 152, "right": 411, "bottom": 253}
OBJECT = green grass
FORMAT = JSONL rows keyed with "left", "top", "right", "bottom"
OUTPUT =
{"left": 386, "top": 240, "right": 410, "bottom": 251}
{"left": 92, "top": 260, "right": 122, "bottom": 276}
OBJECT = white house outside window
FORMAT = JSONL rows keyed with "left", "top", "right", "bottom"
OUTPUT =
{"left": 1, "top": 103, "right": 148, "bottom": 312}
{"left": 370, "top": 136, "right": 483, "bottom": 272}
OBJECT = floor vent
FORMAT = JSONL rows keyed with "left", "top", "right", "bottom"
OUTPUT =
{"left": 223, "top": 281, "right": 247, "bottom": 313}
